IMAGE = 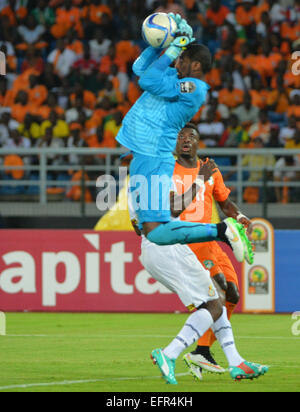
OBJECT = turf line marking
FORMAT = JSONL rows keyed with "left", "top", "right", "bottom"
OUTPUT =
{"left": 0, "top": 373, "right": 189, "bottom": 391}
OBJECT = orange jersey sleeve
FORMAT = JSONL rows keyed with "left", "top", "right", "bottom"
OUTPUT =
{"left": 212, "top": 169, "right": 231, "bottom": 203}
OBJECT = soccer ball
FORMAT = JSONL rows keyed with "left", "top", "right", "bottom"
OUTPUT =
{"left": 142, "top": 13, "right": 177, "bottom": 49}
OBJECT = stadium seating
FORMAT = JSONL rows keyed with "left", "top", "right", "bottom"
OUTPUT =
{"left": 0, "top": 0, "right": 299, "bottom": 204}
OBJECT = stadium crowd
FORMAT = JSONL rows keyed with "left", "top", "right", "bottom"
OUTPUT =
{"left": 0, "top": 0, "right": 299, "bottom": 203}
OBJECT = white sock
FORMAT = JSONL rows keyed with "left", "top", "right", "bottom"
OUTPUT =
{"left": 163, "top": 309, "right": 214, "bottom": 360}
{"left": 212, "top": 307, "right": 245, "bottom": 367}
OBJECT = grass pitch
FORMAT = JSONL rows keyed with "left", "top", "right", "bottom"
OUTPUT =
{"left": 0, "top": 313, "right": 299, "bottom": 393}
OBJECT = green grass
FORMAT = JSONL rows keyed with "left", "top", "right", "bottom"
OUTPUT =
{"left": 0, "top": 313, "right": 299, "bottom": 392}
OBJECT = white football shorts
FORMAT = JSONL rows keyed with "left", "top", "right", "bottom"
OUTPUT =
{"left": 140, "top": 236, "right": 218, "bottom": 310}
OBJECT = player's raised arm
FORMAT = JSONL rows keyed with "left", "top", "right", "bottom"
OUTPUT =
{"left": 132, "top": 46, "right": 162, "bottom": 77}
{"left": 213, "top": 167, "right": 253, "bottom": 234}
{"left": 218, "top": 197, "right": 253, "bottom": 235}
{"left": 138, "top": 16, "right": 195, "bottom": 98}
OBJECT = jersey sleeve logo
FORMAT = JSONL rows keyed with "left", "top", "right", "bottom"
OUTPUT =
{"left": 179, "top": 81, "right": 196, "bottom": 94}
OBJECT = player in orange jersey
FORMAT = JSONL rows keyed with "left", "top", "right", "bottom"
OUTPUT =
{"left": 171, "top": 123, "right": 253, "bottom": 375}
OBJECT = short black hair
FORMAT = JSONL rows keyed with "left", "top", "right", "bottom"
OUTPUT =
{"left": 182, "top": 123, "right": 200, "bottom": 139}
{"left": 182, "top": 44, "right": 213, "bottom": 74}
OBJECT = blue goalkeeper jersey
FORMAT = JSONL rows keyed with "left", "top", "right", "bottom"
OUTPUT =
{"left": 116, "top": 47, "right": 210, "bottom": 158}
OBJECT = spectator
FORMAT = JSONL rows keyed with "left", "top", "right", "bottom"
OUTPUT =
{"left": 280, "top": 13, "right": 300, "bottom": 42}
{"left": 155, "top": 0, "right": 186, "bottom": 18}
{"left": 20, "top": 44, "right": 44, "bottom": 74}
{"left": 273, "top": 155, "right": 300, "bottom": 203}
{"left": 72, "top": 43, "right": 98, "bottom": 78}
{"left": 200, "top": 91, "right": 230, "bottom": 122}
{"left": 221, "top": 113, "right": 249, "bottom": 148}
{"left": 82, "top": 0, "right": 112, "bottom": 26}
{"left": 31, "top": 0, "right": 56, "bottom": 27}
{"left": 40, "top": 110, "right": 69, "bottom": 139}
{"left": 103, "top": 110, "right": 123, "bottom": 142}
{"left": 51, "top": 0, "right": 83, "bottom": 39}
{"left": 285, "top": 128, "right": 300, "bottom": 150}
{"left": 115, "top": 28, "right": 140, "bottom": 68}
{"left": 11, "top": 90, "right": 32, "bottom": 123}
{"left": 0, "top": 111, "right": 19, "bottom": 146}
{"left": 65, "top": 28, "right": 84, "bottom": 57}
{"left": 37, "top": 92, "right": 65, "bottom": 120}
{"left": 0, "top": 0, "right": 28, "bottom": 27}
{"left": 248, "top": 110, "right": 272, "bottom": 144}
{"left": 89, "top": 27, "right": 111, "bottom": 63}
{"left": 197, "top": 108, "right": 225, "bottom": 147}
{"left": 0, "top": 43, "right": 16, "bottom": 74}
{"left": 249, "top": 76, "right": 269, "bottom": 109}
{"left": 109, "top": 63, "right": 129, "bottom": 96}
{"left": 279, "top": 116, "right": 298, "bottom": 146}
{"left": 65, "top": 94, "right": 93, "bottom": 124}
{"left": 47, "top": 38, "right": 77, "bottom": 78}
{"left": 235, "top": 0, "right": 257, "bottom": 30}
{"left": 267, "top": 124, "right": 283, "bottom": 148}
{"left": 67, "top": 123, "right": 87, "bottom": 165}
{"left": 27, "top": 74, "right": 48, "bottom": 108}
{"left": 99, "top": 43, "right": 127, "bottom": 75}
{"left": 269, "top": 0, "right": 286, "bottom": 24}
{"left": 5, "top": 128, "right": 31, "bottom": 149}
{"left": 254, "top": 40, "right": 281, "bottom": 86}
{"left": 206, "top": 0, "right": 230, "bottom": 27}
{"left": 17, "top": 113, "right": 42, "bottom": 142}
{"left": 234, "top": 42, "right": 256, "bottom": 77}
{"left": 0, "top": 76, "right": 15, "bottom": 108}
{"left": 3, "top": 153, "right": 25, "bottom": 180}
{"left": 218, "top": 76, "right": 244, "bottom": 109}
{"left": 38, "top": 62, "right": 62, "bottom": 92}
{"left": 127, "top": 76, "right": 142, "bottom": 106}
{"left": 36, "top": 126, "right": 65, "bottom": 167}
{"left": 70, "top": 82, "right": 96, "bottom": 110}
{"left": 204, "top": 61, "right": 222, "bottom": 90}
{"left": 267, "top": 75, "right": 290, "bottom": 115}
{"left": 256, "top": 11, "right": 272, "bottom": 39}
{"left": 97, "top": 79, "right": 124, "bottom": 107}
{"left": 233, "top": 93, "right": 259, "bottom": 130}
{"left": 17, "top": 14, "right": 45, "bottom": 46}
{"left": 287, "top": 92, "right": 300, "bottom": 121}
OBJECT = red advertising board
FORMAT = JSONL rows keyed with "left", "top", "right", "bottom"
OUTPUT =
{"left": 0, "top": 231, "right": 242, "bottom": 313}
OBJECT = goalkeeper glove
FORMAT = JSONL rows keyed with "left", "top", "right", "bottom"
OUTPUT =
{"left": 165, "top": 35, "right": 196, "bottom": 61}
{"left": 168, "top": 13, "right": 194, "bottom": 39}
{"left": 165, "top": 13, "right": 195, "bottom": 60}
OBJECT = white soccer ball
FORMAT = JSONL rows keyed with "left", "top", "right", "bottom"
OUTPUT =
{"left": 142, "top": 13, "right": 177, "bottom": 49}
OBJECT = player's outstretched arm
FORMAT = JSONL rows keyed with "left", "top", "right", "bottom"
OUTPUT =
{"left": 132, "top": 46, "right": 162, "bottom": 77}
{"left": 138, "top": 21, "right": 195, "bottom": 98}
{"left": 218, "top": 198, "right": 253, "bottom": 235}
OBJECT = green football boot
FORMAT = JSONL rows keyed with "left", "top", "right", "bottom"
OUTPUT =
{"left": 229, "top": 361, "right": 269, "bottom": 381}
{"left": 151, "top": 349, "right": 177, "bottom": 385}
{"left": 223, "top": 218, "right": 254, "bottom": 264}
{"left": 237, "top": 223, "right": 255, "bottom": 265}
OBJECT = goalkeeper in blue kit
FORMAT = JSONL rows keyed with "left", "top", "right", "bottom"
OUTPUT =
{"left": 116, "top": 14, "right": 253, "bottom": 264}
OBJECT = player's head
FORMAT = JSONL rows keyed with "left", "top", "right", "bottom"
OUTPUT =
{"left": 176, "top": 123, "right": 200, "bottom": 159}
{"left": 175, "top": 44, "right": 212, "bottom": 80}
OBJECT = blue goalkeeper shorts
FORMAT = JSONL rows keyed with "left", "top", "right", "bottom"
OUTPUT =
{"left": 129, "top": 152, "right": 175, "bottom": 224}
